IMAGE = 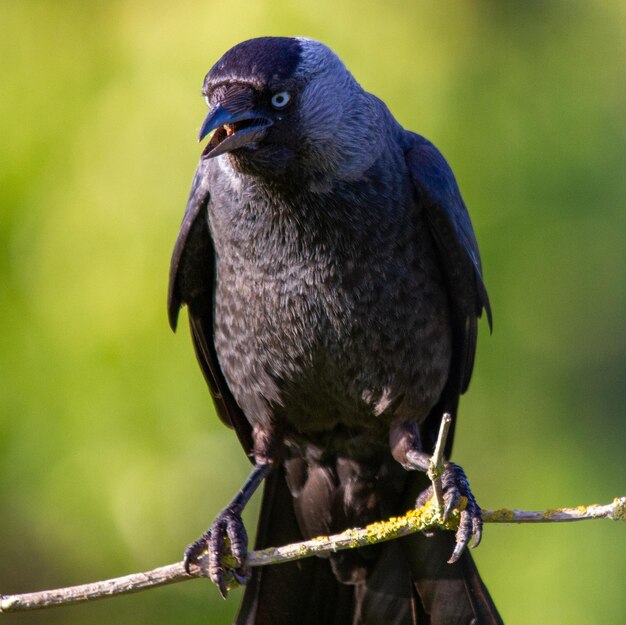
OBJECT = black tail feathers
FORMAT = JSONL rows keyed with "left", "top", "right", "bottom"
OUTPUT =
{"left": 236, "top": 467, "right": 502, "bottom": 625}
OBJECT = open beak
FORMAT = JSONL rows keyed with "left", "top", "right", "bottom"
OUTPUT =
{"left": 198, "top": 104, "right": 273, "bottom": 159}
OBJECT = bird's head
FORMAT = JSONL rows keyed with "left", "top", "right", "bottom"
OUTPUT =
{"left": 198, "top": 37, "right": 384, "bottom": 183}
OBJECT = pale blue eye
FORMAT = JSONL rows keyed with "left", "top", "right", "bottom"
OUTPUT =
{"left": 271, "top": 91, "right": 291, "bottom": 109}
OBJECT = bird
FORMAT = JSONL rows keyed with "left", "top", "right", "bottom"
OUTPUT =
{"left": 168, "top": 36, "right": 501, "bottom": 625}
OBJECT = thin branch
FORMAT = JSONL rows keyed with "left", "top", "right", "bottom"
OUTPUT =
{"left": 427, "top": 412, "right": 452, "bottom": 512}
{"left": 482, "top": 498, "right": 626, "bottom": 523}
{"left": 0, "top": 564, "right": 192, "bottom": 614}
{"left": 1, "top": 496, "right": 624, "bottom": 614}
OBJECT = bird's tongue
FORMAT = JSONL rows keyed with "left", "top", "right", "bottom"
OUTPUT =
{"left": 205, "top": 122, "right": 250, "bottom": 154}
{"left": 201, "top": 121, "right": 270, "bottom": 159}
{"left": 202, "top": 126, "right": 228, "bottom": 157}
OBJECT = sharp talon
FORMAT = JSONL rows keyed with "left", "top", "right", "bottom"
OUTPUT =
{"left": 186, "top": 506, "right": 249, "bottom": 595}
{"left": 183, "top": 533, "right": 211, "bottom": 574}
{"left": 447, "top": 538, "right": 467, "bottom": 564}
{"left": 418, "top": 462, "right": 483, "bottom": 563}
{"left": 443, "top": 493, "right": 458, "bottom": 522}
{"left": 217, "top": 577, "right": 228, "bottom": 599}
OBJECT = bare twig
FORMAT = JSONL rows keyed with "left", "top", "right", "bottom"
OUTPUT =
{"left": 0, "top": 563, "right": 192, "bottom": 613}
{"left": 1, "top": 496, "right": 623, "bottom": 614}
{"left": 482, "top": 498, "right": 626, "bottom": 523}
{"left": 427, "top": 412, "right": 452, "bottom": 512}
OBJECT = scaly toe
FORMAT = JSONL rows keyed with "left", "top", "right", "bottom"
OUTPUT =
{"left": 183, "top": 530, "right": 211, "bottom": 574}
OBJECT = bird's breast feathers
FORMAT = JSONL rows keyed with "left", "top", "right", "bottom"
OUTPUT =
{"left": 207, "top": 179, "right": 452, "bottom": 430}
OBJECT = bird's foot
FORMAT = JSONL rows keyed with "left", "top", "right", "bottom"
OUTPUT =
{"left": 417, "top": 462, "right": 482, "bottom": 563}
{"left": 183, "top": 506, "right": 249, "bottom": 598}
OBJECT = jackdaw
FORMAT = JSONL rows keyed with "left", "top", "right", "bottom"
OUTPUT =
{"left": 168, "top": 36, "right": 501, "bottom": 625}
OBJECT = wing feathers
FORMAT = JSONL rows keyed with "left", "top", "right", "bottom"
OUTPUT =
{"left": 167, "top": 160, "right": 253, "bottom": 455}
{"left": 406, "top": 134, "right": 491, "bottom": 396}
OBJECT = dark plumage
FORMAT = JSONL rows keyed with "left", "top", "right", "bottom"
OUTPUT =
{"left": 169, "top": 36, "right": 500, "bottom": 625}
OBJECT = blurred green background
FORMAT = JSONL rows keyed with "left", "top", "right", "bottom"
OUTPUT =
{"left": 1, "top": 1, "right": 624, "bottom": 623}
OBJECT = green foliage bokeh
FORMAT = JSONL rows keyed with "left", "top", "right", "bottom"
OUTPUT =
{"left": 1, "top": 2, "right": 624, "bottom": 623}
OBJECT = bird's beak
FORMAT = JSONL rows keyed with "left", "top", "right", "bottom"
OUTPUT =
{"left": 198, "top": 103, "right": 273, "bottom": 159}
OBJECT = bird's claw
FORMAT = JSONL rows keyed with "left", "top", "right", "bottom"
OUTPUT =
{"left": 183, "top": 506, "right": 250, "bottom": 598}
{"left": 184, "top": 530, "right": 211, "bottom": 573}
{"left": 442, "top": 462, "right": 482, "bottom": 562}
{"left": 418, "top": 462, "right": 482, "bottom": 564}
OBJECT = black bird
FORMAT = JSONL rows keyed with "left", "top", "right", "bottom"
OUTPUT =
{"left": 168, "top": 37, "right": 501, "bottom": 625}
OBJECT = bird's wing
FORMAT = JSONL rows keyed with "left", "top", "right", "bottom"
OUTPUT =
{"left": 405, "top": 134, "right": 492, "bottom": 452}
{"left": 168, "top": 158, "right": 253, "bottom": 457}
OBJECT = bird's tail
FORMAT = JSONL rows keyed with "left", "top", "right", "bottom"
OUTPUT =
{"left": 235, "top": 466, "right": 355, "bottom": 625}
{"left": 236, "top": 467, "right": 503, "bottom": 625}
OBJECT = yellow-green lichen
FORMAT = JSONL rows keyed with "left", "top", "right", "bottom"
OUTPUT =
{"left": 576, "top": 505, "right": 592, "bottom": 515}
{"left": 356, "top": 497, "right": 453, "bottom": 545}
{"left": 541, "top": 508, "right": 559, "bottom": 519}
{"left": 483, "top": 508, "right": 515, "bottom": 522}
{"left": 613, "top": 497, "right": 626, "bottom": 521}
